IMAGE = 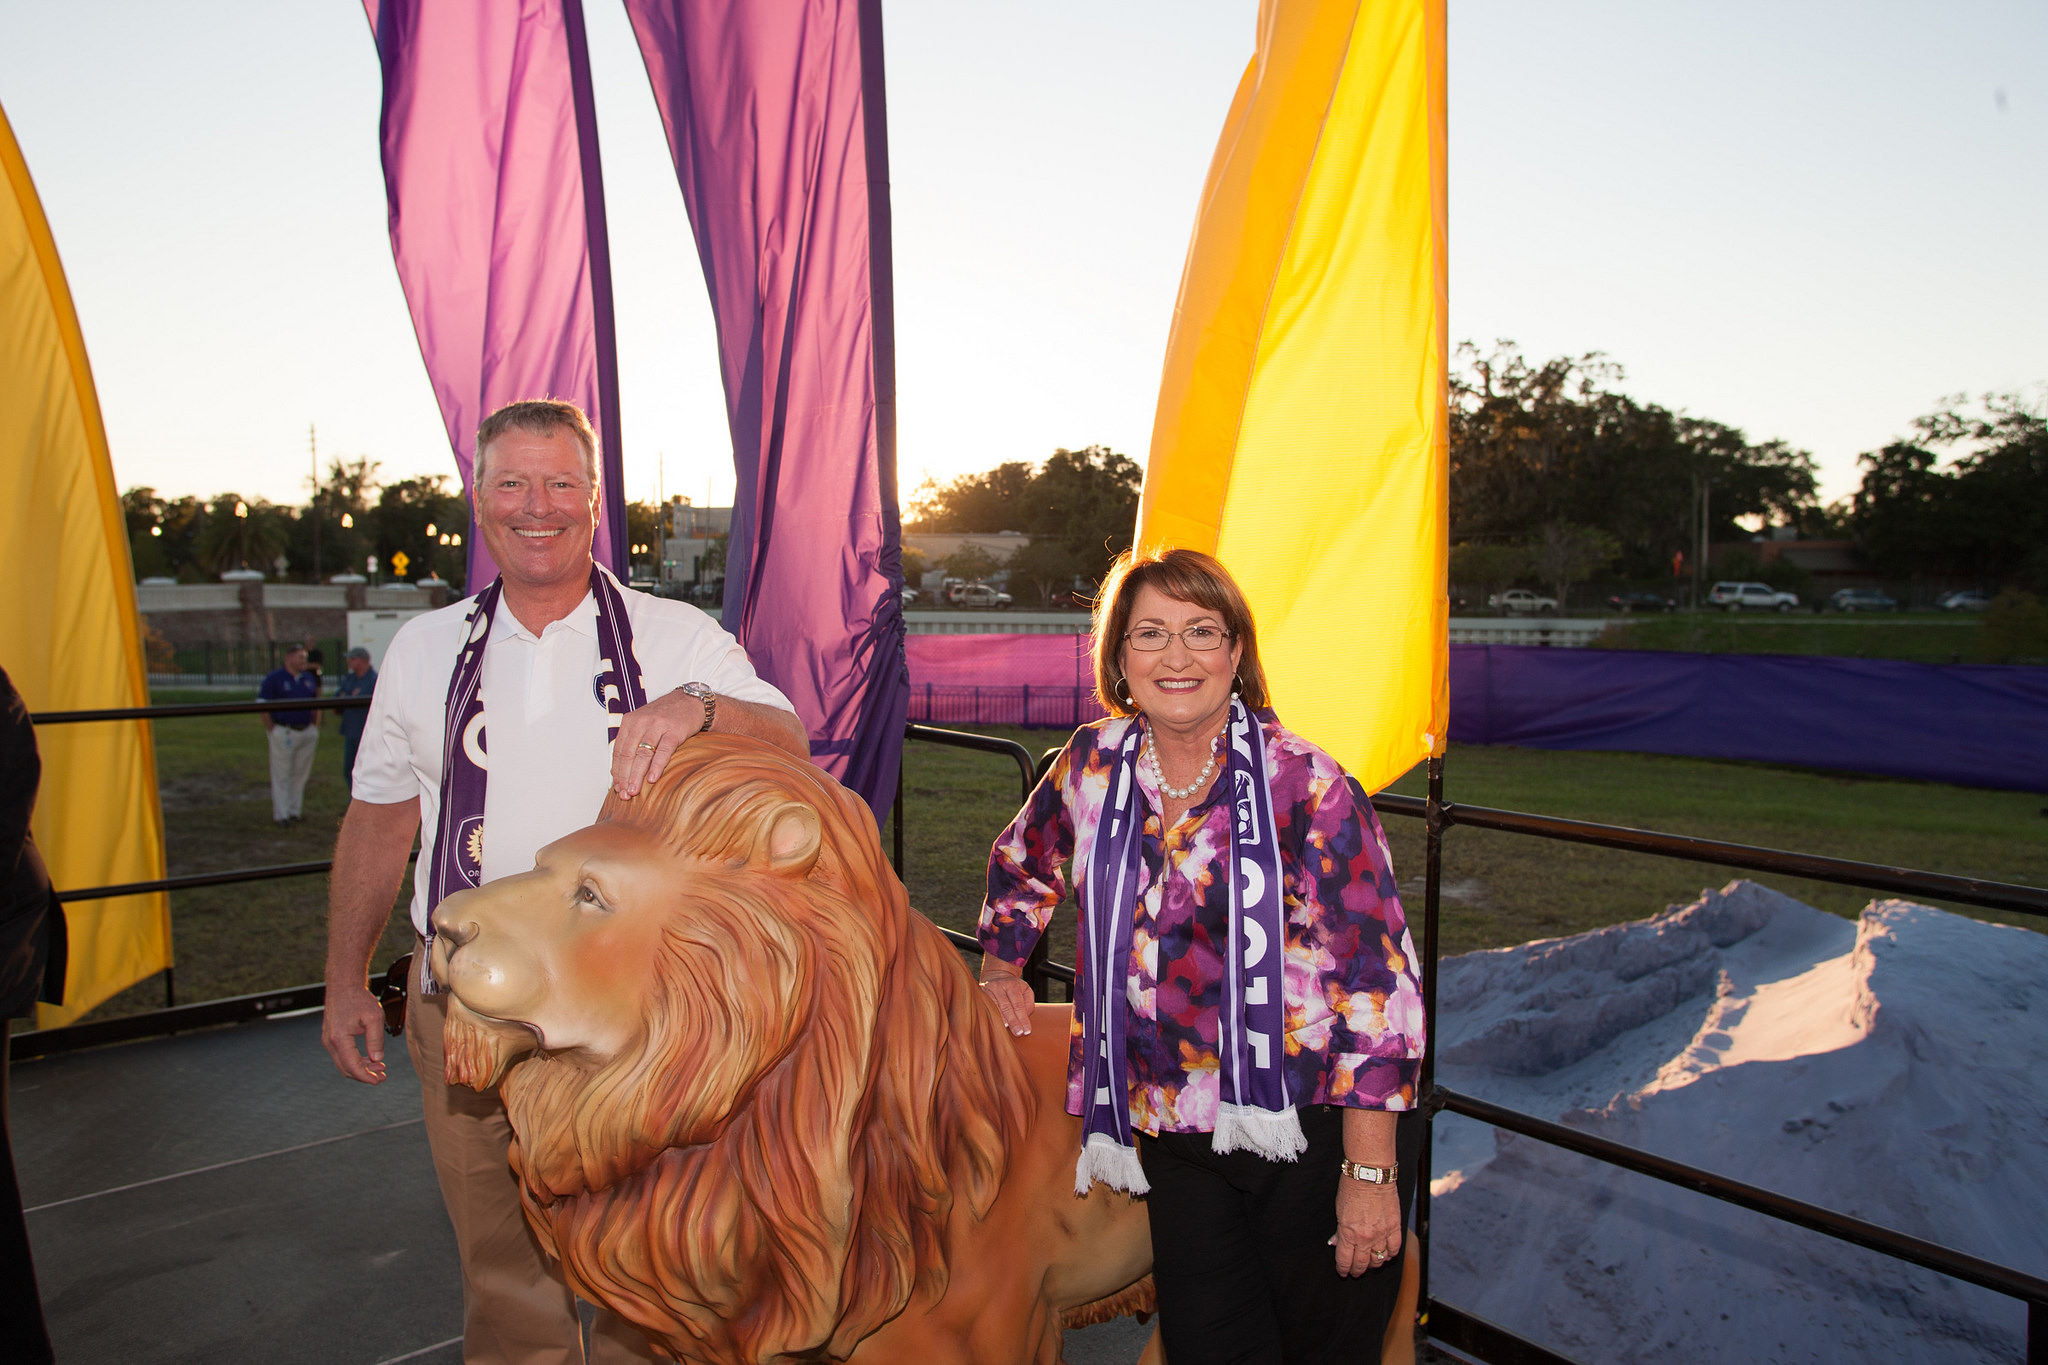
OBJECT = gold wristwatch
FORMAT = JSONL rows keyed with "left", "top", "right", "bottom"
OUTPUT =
{"left": 676, "top": 681, "right": 716, "bottom": 734}
{"left": 1339, "top": 1159, "right": 1398, "bottom": 1185}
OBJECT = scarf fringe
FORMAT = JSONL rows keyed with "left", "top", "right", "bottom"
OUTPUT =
{"left": 1073, "top": 1132, "right": 1151, "bottom": 1196}
{"left": 1211, "top": 1103, "right": 1307, "bottom": 1161}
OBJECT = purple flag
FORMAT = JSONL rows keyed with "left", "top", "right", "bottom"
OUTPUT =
{"left": 364, "top": 0, "right": 627, "bottom": 586}
{"left": 626, "top": 0, "right": 908, "bottom": 816}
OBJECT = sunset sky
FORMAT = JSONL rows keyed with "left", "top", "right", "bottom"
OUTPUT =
{"left": 1, "top": 0, "right": 2040, "bottom": 511}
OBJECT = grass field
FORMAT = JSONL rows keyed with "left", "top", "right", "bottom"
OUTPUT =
{"left": 1593, "top": 612, "right": 1989, "bottom": 663}
{"left": 890, "top": 724, "right": 2047, "bottom": 965}
{"left": 71, "top": 699, "right": 2047, "bottom": 1023}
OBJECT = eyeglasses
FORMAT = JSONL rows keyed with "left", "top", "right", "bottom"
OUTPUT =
{"left": 1124, "top": 625, "right": 1231, "bottom": 652}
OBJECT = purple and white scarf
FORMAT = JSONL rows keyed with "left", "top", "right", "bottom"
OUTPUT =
{"left": 419, "top": 565, "right": 647, "bottom": 993}
{"left": 1074, "top": 696, "right": 1302, "bottom": 1194}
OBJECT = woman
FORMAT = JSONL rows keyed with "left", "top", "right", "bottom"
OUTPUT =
{"left": 976, "top": 548, "right": 1425, "bottom": 1364}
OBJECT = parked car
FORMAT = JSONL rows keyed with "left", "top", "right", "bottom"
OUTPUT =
{"left": 1828, "top": 588, "right": 1898, "bottom": 613}
{"left": 1707, "top": 581, "right": 1798, "bottom": 612}
{"left": 1606, "top": 591, "right": 1675, "bottom": 613}
{"left": 951, "top": 582, "right": 1013, "bottom": 609}
{"left": 1937, "top": 590, "right": 1992, "bottom": 612}
{"left": 900, "top": 586, "right": 919, "bottom": 608}
{"left": 1487, "top": 588, "right": 1559, "bottom": 615}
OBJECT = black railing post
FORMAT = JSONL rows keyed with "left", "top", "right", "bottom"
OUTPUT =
{"left": 164, "top": 965, "right": 175, "bottom": 1009}
{"left": 204, "top": 641, "right": 212, "bottom": 685}
{"left": 2030, "top": 1299, "right": 2042, "bottom": 1365}
{"left": 1416, "top": 752, "right": 1445, "bottom": 1332}
{"left": 891, "top": 764, "right": 905, "bottom": 878}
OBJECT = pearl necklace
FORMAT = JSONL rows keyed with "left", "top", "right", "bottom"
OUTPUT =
{"left": 1145, "top": 729, "right": 1219, "bottom": 800}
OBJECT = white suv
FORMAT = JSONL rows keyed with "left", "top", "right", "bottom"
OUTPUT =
{"left": 1708, "top": 581, "right": 1798, "bottom": 612}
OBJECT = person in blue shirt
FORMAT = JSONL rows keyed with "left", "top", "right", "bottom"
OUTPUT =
{"left": 258, "top": 644, "right": 321, "bottom": 825}
{"left": 335, "top": 646, "right": 377, "bottom": 793}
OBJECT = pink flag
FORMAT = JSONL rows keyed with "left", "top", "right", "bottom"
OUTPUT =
{"left": 627, "top": 0, "right": 907, "bottom": 815}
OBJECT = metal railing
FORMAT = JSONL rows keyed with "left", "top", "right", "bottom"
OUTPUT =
{"left": 24, "top": 698, "right": 2048, "bottom": 1361}
{"left": 1378, "top": 758, "right": 2048, "bottom": 1364}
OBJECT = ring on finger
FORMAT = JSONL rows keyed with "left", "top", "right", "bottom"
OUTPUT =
{"left": 636, "top": 741, "right": 656, "bottom": 751}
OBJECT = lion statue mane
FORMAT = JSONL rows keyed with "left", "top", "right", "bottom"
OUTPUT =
{"left": 434, "top": 733, "right": 1154, "bottom": 1365}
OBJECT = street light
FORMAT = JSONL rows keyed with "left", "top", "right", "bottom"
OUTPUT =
{"left": 341, "top": 513, "right": 353, "bottom": 529}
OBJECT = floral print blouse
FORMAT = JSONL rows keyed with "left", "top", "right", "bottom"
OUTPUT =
{"left": 978, "top": 712, "right": 1426, "bottom": 1135}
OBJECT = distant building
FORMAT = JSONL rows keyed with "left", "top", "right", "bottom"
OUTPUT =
{"left": 661, "top": 498, "right": 733, "bottom": 587}
{"left": 900, "top": 531, "right": 1029, "bottom": 564}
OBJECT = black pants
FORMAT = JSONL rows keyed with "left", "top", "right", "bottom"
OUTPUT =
{"left": 0, "top": 1046, "right": 54, "bottom": 1364}
{"left": 1139, "top": 1105, "right": 1422, "bottom": 1365}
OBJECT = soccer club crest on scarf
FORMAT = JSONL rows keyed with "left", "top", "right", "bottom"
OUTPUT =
{"left": 592, "top": 657, "right": 625, "bottom": 733}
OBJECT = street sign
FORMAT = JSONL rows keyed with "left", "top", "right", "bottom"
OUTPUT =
{"left": 391, "top": 550, "right": 411, "bottom": 578}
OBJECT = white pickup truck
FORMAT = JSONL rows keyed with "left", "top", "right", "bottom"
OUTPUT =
{"left": 1708, "top": 581, "right": 1799, "bottom": 612}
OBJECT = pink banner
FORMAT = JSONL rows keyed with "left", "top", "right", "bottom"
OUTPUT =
{"left": 907, "top": 634, "right": 1095, "bottom": 688}
{"left": 626, "top": 0, "right": 906, "bottom": 815}
{"left": 364, "top": 0, "right": 626, "bottom": 585}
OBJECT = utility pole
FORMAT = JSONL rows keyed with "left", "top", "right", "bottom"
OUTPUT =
{"left": 309, "top": 423, "right": 321, "bottom": 582}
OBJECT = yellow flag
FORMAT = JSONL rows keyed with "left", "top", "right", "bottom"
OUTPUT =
{"left": 1, "top": 101, "right": 172, "bottom": 1025}
{"left": 1137, "top": 0, "right": 1448, "bottom": 793}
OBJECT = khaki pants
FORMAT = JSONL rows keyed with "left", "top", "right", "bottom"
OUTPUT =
{"left": 407, "top": 950, "right": 660, "bottom": 1365}
{"left": 267, "top": 724, "right": 318, "bottom": 820}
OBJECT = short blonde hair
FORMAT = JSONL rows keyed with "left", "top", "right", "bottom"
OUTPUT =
{"left": 1090, "top": 548, "right": 1268, "bottom": 716}
{"left": 473, "top": 399, "right": 600, "bottom": 490}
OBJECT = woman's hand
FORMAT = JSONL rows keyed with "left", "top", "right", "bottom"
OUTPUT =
{"left": 978, "top": 962, "right": 1035, "bottom": 1035}
{"left": 1332, "top": 1180, "right": 1403, "bottom": 1276}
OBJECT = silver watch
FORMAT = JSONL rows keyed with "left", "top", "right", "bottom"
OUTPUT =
{"left": 676, "top": 681, "right": 716, "bottom": 734}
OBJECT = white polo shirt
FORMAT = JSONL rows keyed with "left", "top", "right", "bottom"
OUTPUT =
{"left": 350, "top": 583, "right": 796, "bottom": 935}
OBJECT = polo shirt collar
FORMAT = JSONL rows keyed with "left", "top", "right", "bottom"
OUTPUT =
{"left": 493, "top": 589, "right": 599, "bottom": 644}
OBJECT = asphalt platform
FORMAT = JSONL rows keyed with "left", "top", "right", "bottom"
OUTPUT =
{"left": 12, "top": 1012, "right": 1151, "bottom": 1364}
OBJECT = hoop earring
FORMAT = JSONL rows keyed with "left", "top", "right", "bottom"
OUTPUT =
{"left": 1231, "top": 674, "right": 1245, "bottom": 698}
{"left": 1115, "top": 677, "right": 1135, "bottom": 708}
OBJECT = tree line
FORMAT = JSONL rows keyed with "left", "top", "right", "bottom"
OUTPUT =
{"left": 123, "top": 352, "right": 2041, "bottom": 613}
{"left": 124, "top": 458, "right": 476, "bottom": 591}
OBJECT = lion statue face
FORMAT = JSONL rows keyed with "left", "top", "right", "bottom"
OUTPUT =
{"left": 430, "top": 800, "right": 823, "bottom": 1080}
{"left": 431, "top": 734, "right": 1030, "bottom": 1365}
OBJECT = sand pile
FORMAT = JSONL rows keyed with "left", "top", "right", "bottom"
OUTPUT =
{"left": 1428, "top": 881, "right": 2047, "bottom": 1364}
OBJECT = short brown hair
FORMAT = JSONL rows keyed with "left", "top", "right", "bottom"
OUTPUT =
{"left": 473, "top": 399, "right": 599, "bottom": 490}
{"left": 1090, "top": 548, "right": 1268, "bottom": 717}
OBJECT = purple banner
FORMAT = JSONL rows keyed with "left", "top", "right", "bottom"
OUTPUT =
{"left": 901, "top": 634, "right": 2048, "bottom": 793}
{"left": 626, "top": 0, "right": 907, "bottom": 816}
{"left": 1449, "top": 646, "right": 2048, "bottom": 793}
{"left": 364, "top": 0, "right": 627, "bottom": 585}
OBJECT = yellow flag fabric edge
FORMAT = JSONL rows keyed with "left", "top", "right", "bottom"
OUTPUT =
{"left": 1137, "top": 0, "right": 1448, "bottom": 795}
{"left": 1136, "top": 0, "right": 1358, "bottom": 557}
{"left": 0, "top": 101, "right": 173, "bottom": 1026}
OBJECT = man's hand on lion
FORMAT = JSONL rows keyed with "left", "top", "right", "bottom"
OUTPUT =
{"left": 610, "top": 690, "right": 809, "bottom": 799}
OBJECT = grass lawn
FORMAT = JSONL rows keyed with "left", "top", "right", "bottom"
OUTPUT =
{"left": 80, "top": 689, "right": 419, "bottom": 1022}
{"left": 73, "top": 703, "right": 2046, "bottom": 1023}
{"left": 893, "top": 725, "right": 2047, "bottom": 968}
{"left": 1593, "top": 612, "right": 1990, "bottom": 664}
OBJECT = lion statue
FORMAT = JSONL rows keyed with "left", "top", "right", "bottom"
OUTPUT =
{"left": 429, "top": 733, "right": 1156, "bottom": 1365}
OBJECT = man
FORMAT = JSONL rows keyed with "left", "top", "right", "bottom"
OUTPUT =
{"left": 334, "top": 646, "right": 377, "bottom": 792}
{"left": 321, "top": 400, "right": 806, "bottom": 1365}
{"left": 258, "top": 644, "right": 321, "bottom": 826}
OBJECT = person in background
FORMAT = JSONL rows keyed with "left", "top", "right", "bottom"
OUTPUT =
{"left": 0, "top": 666, "right": 63, "bottom": 1364}
{"left": 977, "top": 547, "right": 1426, "bottom": 1364}
{"left": 258, "top": 643, "right": 320, "bottom": 826}
{"left": 305, "top": 642, "right": 326, "bottom": 688}
{"left": 334, "top": 646, "right": 376, "bottom": 793}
